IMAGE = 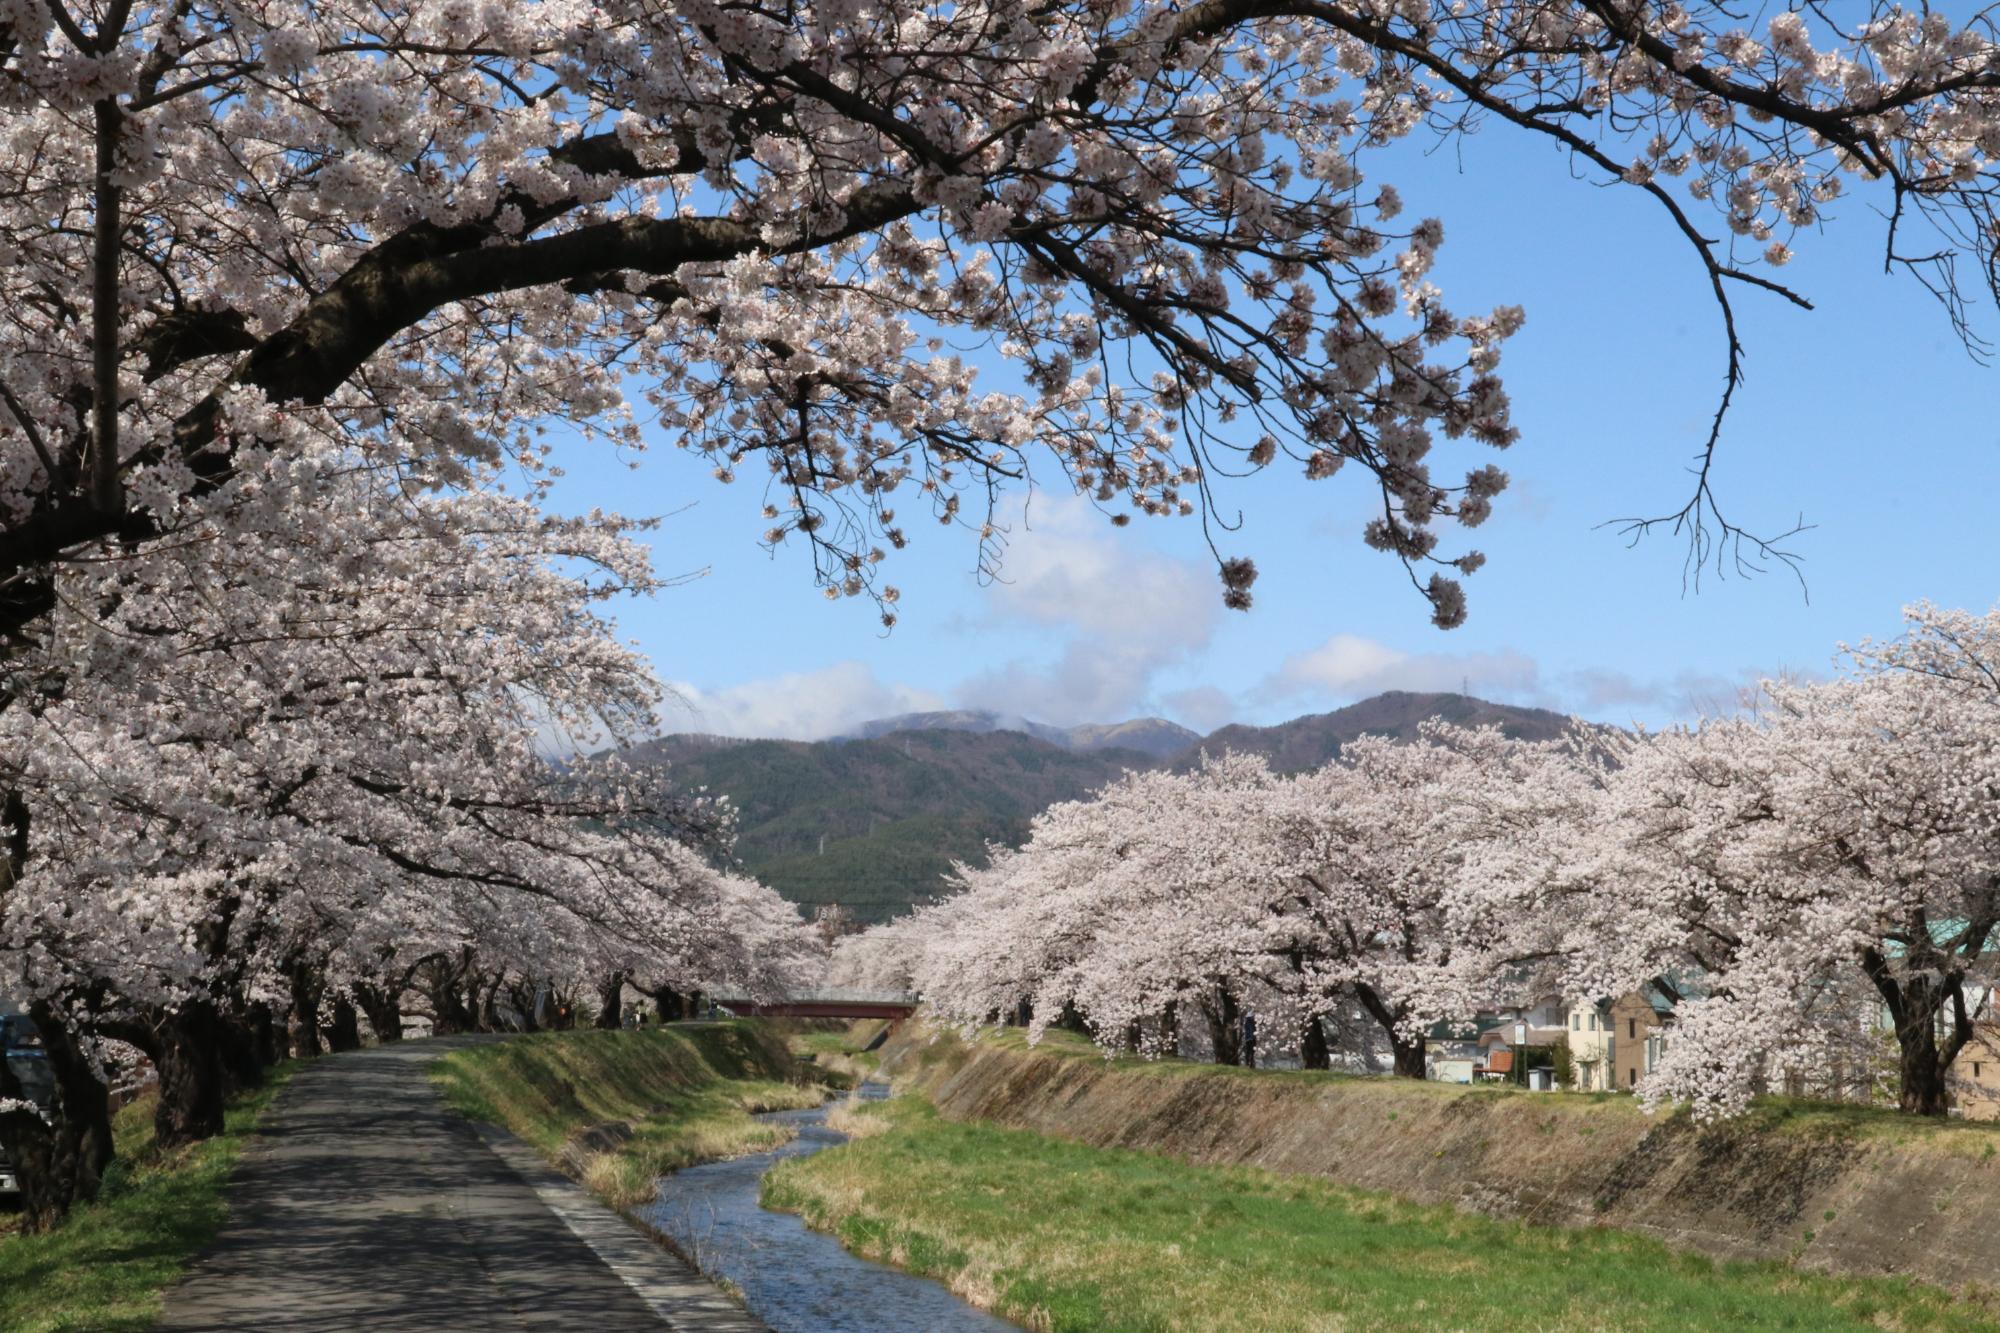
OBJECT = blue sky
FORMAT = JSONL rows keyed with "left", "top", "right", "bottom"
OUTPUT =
{"left": 540, "top": 121, "right": 2000, "bottom": 742}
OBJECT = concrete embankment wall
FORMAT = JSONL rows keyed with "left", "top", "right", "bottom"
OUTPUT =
{"left": 878, "top": 1023, "right": 2000, "bottom": 1293}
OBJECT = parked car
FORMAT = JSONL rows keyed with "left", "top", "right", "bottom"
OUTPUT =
{"left": 0, "top": 1047, "right": 53, "bottom": 1198}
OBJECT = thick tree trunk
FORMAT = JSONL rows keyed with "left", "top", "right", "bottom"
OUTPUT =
{"left": 1161, "top": 1000, "right": 1180, "bottom": 1058}
{"left": 1352, "top": 983, "right": 1426, "bottom": 1079}
{"left": 352, "top": 984, "right": 404, "bottom": 1044}
{"left": 477, "top": 978, "right": 502, "bottom": 1033}
{"left": 155, "top": 1004, "right": 228, "bottom": 1147}
{"left": 290, "top": 964, "right": 324, "bottom": 1058}
{"left": 1864, "top": 954, "right": 1966, "bottom": 1117}
{"left": 326, "top": 995, "right": 363, "bottom": 1053}
{"left": 214, "top": 1007, "right": 268, "bottom": 1091}
{"left": 426, "top": 957, "right": 477, "bottom": 1034}
{"left": 250, "top": 1002, "right": 282, "bottom": 1065}
{"left": 1206, "top": 985, "right": 1243, "bottom": 1066}
{"left": 1300, "top": 1015, "right": 1332, "bottom": 1071}
{"left": 594, "top": 971, "right": 627, "bottom": 1029}
{"left": 653, "top": 987, "right": 687, "bottom": 1023}
{"left": 0, "top": 1005, "right": 116, "bottom": 1229}
{"left": 1895, "top": 1004, "right": 1950, "bottom": 1116}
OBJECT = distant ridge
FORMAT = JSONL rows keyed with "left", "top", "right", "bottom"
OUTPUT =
{"left": 1179, "top": 690, "right": 1573, "bottom": 773}
{"left": 632, "top": 692, "right": 1573, "bottom": 922}
{"left": 837, "top": 709, "right": 1199, "bottom": 761}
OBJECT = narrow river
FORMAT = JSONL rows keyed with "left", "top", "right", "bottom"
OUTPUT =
{"left": 637, "top": 1083, "right": 1017, "bottom": 1332}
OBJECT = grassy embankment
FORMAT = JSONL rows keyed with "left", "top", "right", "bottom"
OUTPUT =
{"left": 765, "top": 1094, "right": 2000, "bottom": 1333}
{"left": 788, "top": 1019, "right": 887, "bottom": 1086}
{"left": 0, "top": 1065, "right": 296, "bottom": 1333}
{"left": 429, "top": 1021, "right": 826, "bottom": 1206}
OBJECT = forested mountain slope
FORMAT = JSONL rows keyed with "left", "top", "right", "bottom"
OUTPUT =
{"left": 635, "top": 693, "right": 1574, "bottom": 922}
{"left": 630, "top": 729, "right": 1150, "bottom": 922}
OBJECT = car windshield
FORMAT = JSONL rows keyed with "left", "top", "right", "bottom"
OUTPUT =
{"left": 5, "top": 1054, "right": 54, "bottom": 1106}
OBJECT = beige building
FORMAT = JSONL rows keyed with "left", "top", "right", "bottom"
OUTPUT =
{"left": 1950, "top": 1023, "right": 2000, "bottom": 1120}
{"left": 1566, "top": 998, "right": 1615, "bottom": 1091}
{"left": 1610, "top": 990, "right": 1674, "bottom": 1092}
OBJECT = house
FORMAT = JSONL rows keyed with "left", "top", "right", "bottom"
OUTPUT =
{"left": 1610, "top": 989, "right": 1676, "bottom": 1091}
{"left": 1950, "top": 1021, "right": 2000, "bottom": 1120}
{"left": 1424, "top": 1024, "right": 1480, "bottom": 1084}
{"left": 1566, "top": 998, "right": 1616, "bottom": 1091}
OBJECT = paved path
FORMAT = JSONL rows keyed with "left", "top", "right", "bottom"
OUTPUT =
{"left": 157, "top": 1038, "right": 765, "bottom": 1332}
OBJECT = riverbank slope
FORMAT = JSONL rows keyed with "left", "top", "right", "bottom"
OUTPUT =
{"left": 877, "top": 1022, "right": 2000, "bottom": 1293}
{"left": 431, "top": 1021, "right": 824, "bottom": 1205}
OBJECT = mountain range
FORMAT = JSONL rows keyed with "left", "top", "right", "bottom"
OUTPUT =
{"left": 633, "top": 692, "right": 1572, "bottom": 923}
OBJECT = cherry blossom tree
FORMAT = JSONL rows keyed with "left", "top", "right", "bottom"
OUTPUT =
{"left": 0, "top": 449, "right": 817, "bottom": 1225}
{"left": 906, "top": 724, "right": 1591, "bottom": 1075}
{"left": 12, "top": 1, "right": 2000, "bottom": 651}
{"left": 1542, "top": 606, "right": 2000, "bottom": 1118}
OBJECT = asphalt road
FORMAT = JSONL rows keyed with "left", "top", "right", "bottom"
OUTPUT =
{"left": 156, "top": 1037, "right": 764, "bottom": 1332}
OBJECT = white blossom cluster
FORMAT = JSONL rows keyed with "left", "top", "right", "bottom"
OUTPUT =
{"left": 0, "top": 437, "right": 819, "bottom": 1128}
{"left": 15, "top": 4, "right": 1999, "bottom": 641}
{"left": 856, "top": 605, "right": 2000, "bottom": 1120}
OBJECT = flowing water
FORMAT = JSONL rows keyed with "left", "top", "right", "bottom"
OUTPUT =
{"left": 639, "top": 1083, "right": 1017, "bottom": 1332}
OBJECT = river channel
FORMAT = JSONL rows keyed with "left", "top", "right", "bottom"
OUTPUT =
{"left": 638, "top": 1083, "right": 1017, "bottom": 1332}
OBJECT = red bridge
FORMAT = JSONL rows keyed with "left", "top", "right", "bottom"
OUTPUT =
{"left": 712, "top": 988, "right": 918, "bottom": 1024}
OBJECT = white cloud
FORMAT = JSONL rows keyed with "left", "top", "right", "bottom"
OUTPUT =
{"left": 1266, "top": 633, "right": 1543, "bottom": 703}
{"left": 1561, "top": 664, "right": 1820, "bottom": 721}
{"left": 956, "top": 498, "right": 1223, "bottom": 725}
{"left": 987, "top": 498, "right": 1219, "bottom": 652}
{"left": 661, "top": 663, "right": 947, "bottom": 740}
{"left": 1159, "top": 685, "right": 1237, "bottom": 735}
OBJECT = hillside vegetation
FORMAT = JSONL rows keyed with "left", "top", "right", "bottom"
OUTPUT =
{"left": 633, "top": 728, "right": 1154, "bottom": 921}
{"left": 640, "top": 691, "right": 1571, "bottom": 921}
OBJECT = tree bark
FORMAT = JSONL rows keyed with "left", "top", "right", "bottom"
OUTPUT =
{"left": 1300, "top": 1014, "right": 1332, "bottom": 1071}
{"left": 154, "top": 1003, "right": 228, "bottom": 1147}
{"left": 215, "top": 1008, "right": 269, "bottom": 1091}
{"left": 1862, "top": 947, "right": 1971, "bottom": 1117}
{"left": 1205, "top": 984, "right": 1243, "bottom": 1066}
{"left": 249, "top": 1001, "right": 282, "bottom": 1065}
{"left": 290, "top": 965, "right": 323, "bottom": 1058}
{"left": 594, "top": 971, "right": 627, "bottom": 1030}
{"left": 1352, "top": 982, "right": 1427, "bottom": 1079}
{"left": 352, "top": 983, "right": 404, "bottom": 1044}
{"left": 326, "top": 995, "right": 363, "bottom": 1053}
{"left": 0, "top": 1005, "right": 116, "bottom": 1229}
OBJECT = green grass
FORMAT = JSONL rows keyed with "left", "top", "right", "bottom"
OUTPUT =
{"left": 764, "top": 1096, "right": 2000, "bottom": 1333}
{"left": 430, "top": 1023, "right": 829, "bottom": 1206}
{"left": 0, "top": 1065, "right": 296, "bottom": 1333}
{"left": 785, "top": 1020, "right": 886, "bottom": 1083}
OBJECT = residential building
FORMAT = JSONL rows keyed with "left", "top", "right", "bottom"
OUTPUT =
{"left": 1950, "top": 1021, "right": 2000, "bottom": 1121}
{"left": 1566, "top": 997, "right": 1616, "bottom": 1091}
{"left": 1424, "top": 1027, "right": 1480, "bottom": 1084}
{"left": 1611, "top": 989, "right": 1675, "bottom": 1091}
